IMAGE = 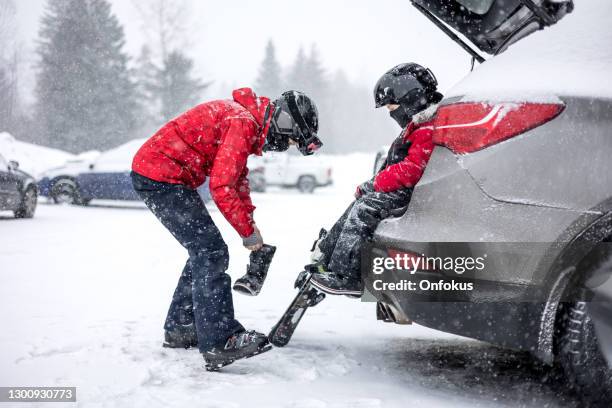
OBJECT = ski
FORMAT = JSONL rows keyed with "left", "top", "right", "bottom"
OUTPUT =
{"left": 268, "top": 272, "right": 326, "bottom": 347}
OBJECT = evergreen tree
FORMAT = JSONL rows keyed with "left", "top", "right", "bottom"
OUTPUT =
{"left": 135, "top": 47, "right": 209, "bottom": 125}
{"left": 254, "top": 40, "right": 283, "bottom": 98}
{"left": 0, "top": 0, "right": 18, "bottom": 133}
{"left": 36, "top": 0, "right": 138, "bottom": 152}
{"left": 303, "top": 45, "right": 328, "bottom": 98}
{"left": 157, "top": 50, "right": 208, "bottom": 121}
{"left": 0, "top": 65, "right": 15, "bottom": 132}
{"left": 286, "top": 46, "right": 309, "bottom": 91}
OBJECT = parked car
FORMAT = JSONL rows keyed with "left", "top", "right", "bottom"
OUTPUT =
{"left": 250, "top": 152, "right": 332, "bottom": 193}
{"left": 366, "top": 0, "right": 612, "bottom": 403}
{"left": 37, "top": 139, "right": 269, "bottom": 205}
{"left": 0, "top": 153, "right": 37, "bottom": 218}
{"left": 38, "top": 139, "right": 145, "bottom": 204}
{"left": 248, "top": 165, "right": 266, "bottom": 193}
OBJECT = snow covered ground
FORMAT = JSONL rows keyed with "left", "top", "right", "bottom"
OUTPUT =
{"left": 0, "top": 154, "right": 580, "bottom": 408}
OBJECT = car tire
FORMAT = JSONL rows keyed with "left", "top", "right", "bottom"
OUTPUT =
{"left": 297, "top": 176, "right": 316, "bottom": 194}
{"left": 14, "top": 187, "right": 37, "bottom": 219}
{"left": 50, "top": 178, "right": 87, "bottom": 205}
{"left": 557, "top": 296, "right": 612, "bottom": 406}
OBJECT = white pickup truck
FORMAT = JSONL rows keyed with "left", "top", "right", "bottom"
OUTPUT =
{"left": 249, "top": 152, "right": 332, "bottom": 193}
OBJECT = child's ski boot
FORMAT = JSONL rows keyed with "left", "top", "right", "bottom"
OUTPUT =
{"left": 233, "top": 244, "right": 276, "bottom": 296}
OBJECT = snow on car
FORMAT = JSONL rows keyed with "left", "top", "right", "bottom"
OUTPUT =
{"left": 0, "top": 132, "right": 75, "bottom": 178}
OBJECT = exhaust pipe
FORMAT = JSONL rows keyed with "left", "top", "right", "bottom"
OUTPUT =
{"left": 376, "top": 302, "right": 412, "bottom": 325}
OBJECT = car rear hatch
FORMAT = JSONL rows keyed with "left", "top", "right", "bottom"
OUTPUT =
{"left": 411, "top": 0, "right": 574, "bottom": 60}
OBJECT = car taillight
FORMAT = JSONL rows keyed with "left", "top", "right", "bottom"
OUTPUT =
{"left": 327, "top": 168, "right": 332, "bottom": 177}
{"left": 432, "top": 102, "right": 564, "bottom": 154}
{"left": 386, "top": 249, "right": 436, "bottom": 271}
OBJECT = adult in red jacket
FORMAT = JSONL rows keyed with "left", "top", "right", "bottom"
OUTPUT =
{"left": 131, "top": 88, "right": 321, "bottom": 369}
{"left": 308, "top": 63, "right": 443, "bottom": 296}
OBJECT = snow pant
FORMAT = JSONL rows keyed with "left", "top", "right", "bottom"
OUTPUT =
{"left": 131, "top": 172, "right": 244, "bottom": 352}
{"left": 318, "top": 188, "right": 412, "bottom": 281}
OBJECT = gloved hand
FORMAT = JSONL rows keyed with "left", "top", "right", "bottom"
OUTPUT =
{"left": 355, "top": 180, "right": 375, "bottom": 198}
{"left": 243, "top": 225, "right": 264, "bottom": 251}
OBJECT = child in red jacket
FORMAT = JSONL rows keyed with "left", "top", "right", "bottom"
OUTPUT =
{"left": 131, "top": 89, "right": 321, "bottom": 370}
{"left": 309, "top": 63, "right": 443, "bottom": 296}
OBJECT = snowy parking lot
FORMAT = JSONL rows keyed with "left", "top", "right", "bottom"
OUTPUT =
{"left": 0, "top": 169, "right": 581, "bottom": 407}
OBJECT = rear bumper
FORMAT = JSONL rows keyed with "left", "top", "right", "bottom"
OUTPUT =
{"left": 368, "top": 146, "right": 598, "bottom": 353}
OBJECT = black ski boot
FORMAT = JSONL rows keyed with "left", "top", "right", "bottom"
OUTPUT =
{"left": 163, "top": 324, "right": 198, "bottom": 349}
{"left": 292, "top": 228, "right": 329, "bottom": 289}
{"left": 233, "top": 245, "right": 277, "bottom": 296}
{"left": 203, "top": 330, "right": 271, "bottom": 371}
{"left": 310, "top": 272, "right": 363, "bottom": 297}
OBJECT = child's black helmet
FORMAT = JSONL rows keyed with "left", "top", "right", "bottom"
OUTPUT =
{"left": 373, "top": 63, "right": 442, "bottom": 115}
{"left": 264, "top": 91, "right": 322, "bottom": 156}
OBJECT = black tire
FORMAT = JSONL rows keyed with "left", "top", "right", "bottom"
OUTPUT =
{"left": 50, "top": 178, "right": 86, "bottom": 205}
{"left": 14, "top": 187, "right": 37, "bottom": 218}
{"left": 297, "top": 176, "right": 316, "bottom": 194}
{"left": 557, "top": 298, "right": 612, "bottom": 406}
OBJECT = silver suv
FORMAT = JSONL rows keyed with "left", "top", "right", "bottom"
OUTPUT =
{"left": 366, "top": 0, "right": 612, "bottom": 403}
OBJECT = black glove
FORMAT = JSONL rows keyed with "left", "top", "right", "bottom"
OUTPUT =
{"left": 355, "top": 180, "right": 375, "bottom": 198}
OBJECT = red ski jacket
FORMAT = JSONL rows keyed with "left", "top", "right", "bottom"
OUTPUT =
{"left": 373, "top": 120, "right": 434, "bottom": 192}
{"left": 132, "top": 88, "right": 272, "bottom": 238}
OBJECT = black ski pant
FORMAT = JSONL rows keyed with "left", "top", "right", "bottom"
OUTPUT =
{"left": 318, "top": 188, "right": 412, "bottom": 281}
{"left": 131, "top": 172, "right": 244, "bottom": 352}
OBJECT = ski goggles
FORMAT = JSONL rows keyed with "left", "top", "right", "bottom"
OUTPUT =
{"left": 270, "top": 105, "right": 322, "bottom": 156}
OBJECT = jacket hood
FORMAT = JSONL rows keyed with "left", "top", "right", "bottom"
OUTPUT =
{"left": 232, "top": 87, "right": 271, "bottom": 127}
{"left": 232, "top": 88, "right": 274, "bottom": 155}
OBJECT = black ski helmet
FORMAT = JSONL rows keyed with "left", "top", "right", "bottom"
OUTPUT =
{"left": 374, "top": 63, "right": 443, "bottom": 126}
{"left": 264, "top": 91, "right": 322, "bottom": 156}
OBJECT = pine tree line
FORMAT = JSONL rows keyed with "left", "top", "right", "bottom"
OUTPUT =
{"left": 28, "top": 0, "right": 207, "bottom": 153}
{"left": 5, "top": 0, "right": 396, "bottom": 154}
{"left": 254, "top": 40, "right": 398, "bottom": 154}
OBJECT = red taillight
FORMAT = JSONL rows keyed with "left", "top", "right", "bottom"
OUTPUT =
{"left": 386, "top": 249, "right": 435, "bottom": 271}
{"left": 432, "top": 102, "right": 564, "bottom": 154}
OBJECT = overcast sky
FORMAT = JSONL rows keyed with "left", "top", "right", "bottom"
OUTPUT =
{"left": 16, "top": 0, "right": 473, "bottom": 101}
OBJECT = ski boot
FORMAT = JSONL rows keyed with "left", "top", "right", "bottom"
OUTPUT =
{"left": 163, "top": 324, "right": 198, "bottom": 349}
{"left": 233, "top": 244, "right": 277, "bottom": 296}
{"left": 310, "top": 271, "right": 363, "bottom": 297}
{"left": 203, "top": 330, "right": 272, "bottom": 371}
{"left": 292, "top": 228, "right": 329, "bottom": 289}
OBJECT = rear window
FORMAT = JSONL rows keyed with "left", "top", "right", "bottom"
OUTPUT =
{"left": 456, "top": 0, "right": 495, "bottom": 15}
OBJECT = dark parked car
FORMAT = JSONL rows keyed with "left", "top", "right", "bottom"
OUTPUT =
{"left": 38, "top": 139, "right": 144, "bottom": 205}
{"left": 0, "top": 153, "right": 37, "bottom": 218}
{"left": 367, "top": 0, "right": 612, "bottom": 403}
